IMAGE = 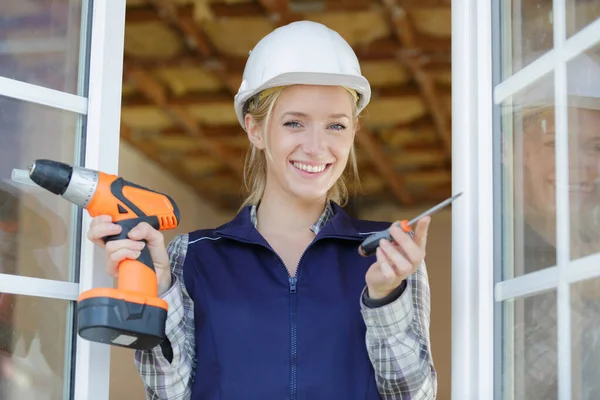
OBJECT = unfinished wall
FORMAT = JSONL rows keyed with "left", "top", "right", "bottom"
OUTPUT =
{"left": 109, "top": 143, "right": 453, "bottom": 400}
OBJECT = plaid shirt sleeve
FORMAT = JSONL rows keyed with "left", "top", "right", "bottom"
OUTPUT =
{"left": 133, "top": 234, "right": 196, "bottom": 400}
{"left": 360, "top": 261, "right": 438, "bottom": 400}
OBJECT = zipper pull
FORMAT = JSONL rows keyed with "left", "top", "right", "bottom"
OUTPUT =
{"left": 289, "top": 276, "right": 297, "bottom": 293}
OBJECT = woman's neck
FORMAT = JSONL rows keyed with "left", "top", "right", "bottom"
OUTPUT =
{"left": 256, "top": 185, "right": 327, "bottom": 236}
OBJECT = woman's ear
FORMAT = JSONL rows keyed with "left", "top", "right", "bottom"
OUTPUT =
{"left": 245, "top": 114, "right": 265, "bottom": 150}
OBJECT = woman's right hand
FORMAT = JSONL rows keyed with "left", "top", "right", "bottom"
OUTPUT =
{"left": 86, "top": 215, "right": 172, "bottom": 295}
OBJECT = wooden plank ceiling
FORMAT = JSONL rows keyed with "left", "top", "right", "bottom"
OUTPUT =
{"left": 120, "top": 0, "right": 453, "bottom": 213}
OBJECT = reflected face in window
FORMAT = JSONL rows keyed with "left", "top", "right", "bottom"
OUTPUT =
{"left": 522, "top": 106, "right": 600, "bottom": 218}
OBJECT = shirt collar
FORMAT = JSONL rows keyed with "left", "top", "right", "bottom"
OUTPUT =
{"left": 249, "top": 201, "right": 335, "bottom": 235}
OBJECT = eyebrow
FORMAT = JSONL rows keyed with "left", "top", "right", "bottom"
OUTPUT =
{"left": 282, "top": 111, "right": 351, "bottom": 119}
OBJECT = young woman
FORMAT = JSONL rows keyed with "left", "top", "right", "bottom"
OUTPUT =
{"left": 88, "top": 21, "right": 437, "bottom": 399}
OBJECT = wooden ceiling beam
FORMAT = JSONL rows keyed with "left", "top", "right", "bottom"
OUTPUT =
{"left": 127, "top": 39, "right": 450, "bottom": 71}
{"left": 355, "top": 128, "right": 413, "bottom": 206}
{"left": 126, "top": 1, "right": 450, "bottom": 23}
{"left": 380, "top": 0, "right": 452, "bottom": 155}
{"left": 122, "top": 63, "right": 243, "bottom": 176}
{"left": 121, "top": 83, "right": 440, "bottom": 107}
{"left": 143, "top": 0, "right": 239, "bottom": 94}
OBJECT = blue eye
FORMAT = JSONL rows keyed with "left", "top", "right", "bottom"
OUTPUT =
{"left": 329, "top": 123, "right": 347, "bottom": 131}
{"left": 284, "top": 121, "right": 302, "bottom": 128}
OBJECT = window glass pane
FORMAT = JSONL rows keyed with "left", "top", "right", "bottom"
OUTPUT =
{"left": 502, "top": 290, "right": 557, "bottom": 400}
{"left": 0, "top": 293, "right": 73, "bottom": 399}
{"left": 500, "top": 0, "right": 553, "bottom": 79}
{"left": 566, "top": 1, "right": 600, "bottom": 38}
{"left": 501, "top": 73, "right": 557, "bottom": 279}
{"left": 565, "top": 49, "right": 600, "bottom": 262}
{"left": 0, "top": 0, "right": 86, "bottom": 95}
{"left": 0, "top": 95, "right": 82, "bottom": 282}
{"left": 571, "top": 275, "right": 600, "bottom": 399}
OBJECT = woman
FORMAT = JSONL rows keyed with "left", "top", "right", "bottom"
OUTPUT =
{"left": 88, "top": 21, "right": 437, "bottom": 399}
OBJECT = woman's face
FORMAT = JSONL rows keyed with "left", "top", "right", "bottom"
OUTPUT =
{"left": 247, "top": 85, "right": 357, "bottom": 203}
{"left": 522, "top": 107, "right": 600, "bottom": 227}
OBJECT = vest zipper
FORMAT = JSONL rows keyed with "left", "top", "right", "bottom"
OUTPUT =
{"left": 214, "top": 233, "right": 364, "bottom": 399}
{"left": 287, "top": 234, "right": 363, "bottom": 400}
{"left": 289, "top": 275, "right": 298, "bottom": 400}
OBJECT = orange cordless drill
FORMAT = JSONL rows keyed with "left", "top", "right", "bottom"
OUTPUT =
{"left": 22, "top": 159, "right": 180, "bottom": 350}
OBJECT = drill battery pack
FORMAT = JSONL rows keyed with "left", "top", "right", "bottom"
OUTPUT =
{"left": 77, "top": 294, "right": 167, "bottom": 349}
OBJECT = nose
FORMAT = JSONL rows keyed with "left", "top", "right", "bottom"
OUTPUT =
{"left": 302, "top": 127, "right": 326, "bottom": 155}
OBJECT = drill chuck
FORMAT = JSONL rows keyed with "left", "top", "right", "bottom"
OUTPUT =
{"left": 29, "top": 159, "right": 98, "bottom": 208}
{"left": 29, "top": 159, "right": 72, "bottom": 195}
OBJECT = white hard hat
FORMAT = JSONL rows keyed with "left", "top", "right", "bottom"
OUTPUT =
{"left": 520, "top": 52, "right": 600, "bottom": 112}
{"left": 233, "top": 20, "right": 372, "bottom": 130}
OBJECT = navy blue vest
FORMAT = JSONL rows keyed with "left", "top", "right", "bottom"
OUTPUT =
{"left": 183, "top": 203, "right": 391, "bottom": 399}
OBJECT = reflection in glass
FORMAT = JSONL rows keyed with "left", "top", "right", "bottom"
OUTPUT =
{"left": 502, "top": 290, "right": 557, "bottom": 400}
{"left": 566, "top": 50, "right": 600, "bottom": 262}
{"left": 0, "top": 0, "right": 86, "bottom": 95}
{"left": 0, "top": 95, "right": 81, "bottom": 281}
{"left": 0, "top": 293, "right": 71, "bottom": 399}
{"left": 500, "top": 0, "right": 553, "bottom": 78}
{"left": 566, "top": 0, "right": 600, "bottom": 38}
{"left": 501, "top": 73, "right": 557, "bottom": 279}
{"left": 571, "top": 276, "right": 600, "bottom": 400}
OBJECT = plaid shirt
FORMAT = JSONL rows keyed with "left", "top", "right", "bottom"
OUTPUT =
{"left": 134, "top": 203, "right": 437, "bottom": 399}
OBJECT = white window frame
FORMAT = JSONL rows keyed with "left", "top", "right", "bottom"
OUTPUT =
{"left": 0, "top": 1, "right": 126, "bottom": 399}
{"left": 453, "top": 0, "right": 600, "bottom": 399}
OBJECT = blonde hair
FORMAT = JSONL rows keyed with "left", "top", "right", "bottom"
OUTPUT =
{"left": 240, "top": 85, "right": 362, "bottom": 210}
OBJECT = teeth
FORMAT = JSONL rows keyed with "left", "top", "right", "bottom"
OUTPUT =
{"left": 568, "top": 184, "right": 592, "bottom": 192}
{"left": 556, "top": 183, "right": 595, "bottom": 192}
{"left": 293, "top": 162, "right": 327, "bottom": 173}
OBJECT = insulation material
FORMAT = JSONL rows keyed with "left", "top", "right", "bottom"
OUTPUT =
{"left": 409, "top": 8, "right": 451, "bottom": 37}
{"left": 364, "top": 97, "right": 427, "bottom": 127}
{"left": 361, "top": 61, "right": 411, "bottom": 88}
{"left": 154, "top": 66, "right": 226, "bottom": 95}
{"left": 124, "top": 22, "right": 185, "bottom": 58}
{"left": 304, "top": 10, "right": 391, "bottom": 47}
{"left": 186, "top": 103, "right": 239, "bottom": 125}
{"left": 202, "top": 17, "right": 274, "bottom": 56}
{"left": 121, "top": 107, "right": 175, "bottom": 130}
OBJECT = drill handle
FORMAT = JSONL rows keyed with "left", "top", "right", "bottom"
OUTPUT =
{"left": 102, "top": 217, "right": 159, "bottom": 273}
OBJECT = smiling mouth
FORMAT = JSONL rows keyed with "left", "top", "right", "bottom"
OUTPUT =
{"left": 291, "top": 161, "right": 332, "bottom": 174}
{"left": 550, "top": 181, "right": 596, "bottom": 193}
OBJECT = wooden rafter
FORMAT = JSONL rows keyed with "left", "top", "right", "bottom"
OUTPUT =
{"left": 380, "top": 0, "right": 452, "bottom": 155}
{"left": 144, "top": 0, "right": 239, "bottom": 94}
{"left": 121, "top": 84, "right": 442, "bottom": 107}
{"left": 122, "top": 63, "right": 244, "bottom": 176}
{"left": 355, "top": 128, "right": 413, "bottom": 205}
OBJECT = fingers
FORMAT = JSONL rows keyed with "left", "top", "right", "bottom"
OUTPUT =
{"left": 128, "top": 222, "right": 164, "bottom": 248}
{"left": 375, "top": 245, "right": 397, "bottom": 279}
{"left": 379, "top": 239, "right": 412, "bottom": 277}
{"left": 388, "top": 222, "right": 426, "bottom": 266}
{"left": 87, "top": 215, "right": 121, "bottom": 247}
{"left": 414, "top": 216, "right": 431, "bottom": 250}
{"left": 87, "top": 217, "right": 167, "bottom": 279}
{"left": 105, "top": 239, "right": 146, "bottom": 277}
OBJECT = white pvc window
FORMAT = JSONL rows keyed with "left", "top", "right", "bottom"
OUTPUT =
{"left": 0, "top": 1, "right": 125, "bottom": 399}
{"left": 453, "top": 1, "right": 600, "bottom": 399}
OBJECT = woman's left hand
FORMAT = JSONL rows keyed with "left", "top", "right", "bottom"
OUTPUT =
{"left": 365, "top": 216, "right": 431, "bottom": 300}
